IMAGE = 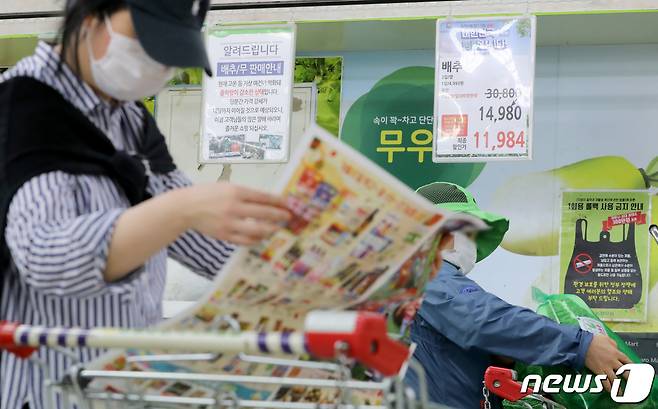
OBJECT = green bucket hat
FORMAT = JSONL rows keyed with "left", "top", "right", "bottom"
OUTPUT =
{"left": 416, "top": 182, "right": 509, "bottom": 262}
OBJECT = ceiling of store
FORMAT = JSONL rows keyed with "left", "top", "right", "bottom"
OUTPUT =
{"left": 295, "top": 12, "right": 658, "bottom": 52}
{"left": 1, "top": 12, "right": 657, "bottom": 68}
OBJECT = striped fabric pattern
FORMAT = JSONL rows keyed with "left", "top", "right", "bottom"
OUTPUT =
{"left": 0, "top": 42, "right": 234, "bottom": 409}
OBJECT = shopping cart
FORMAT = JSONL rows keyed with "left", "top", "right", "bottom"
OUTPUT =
{"left": 483, "top": 367, "right": 566, "bottom": 409}
{"left": 0, "top": 311, "right": 448, "bottom": 409}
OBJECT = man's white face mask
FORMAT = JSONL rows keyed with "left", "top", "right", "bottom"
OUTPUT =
{"left": 442, "top": 231, "right": 477, "bottom": 275}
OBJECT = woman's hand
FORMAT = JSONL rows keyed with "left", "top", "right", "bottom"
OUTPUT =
{"left": 105, "top": 183, "right": 290, "bottom": 282}
{"left": 181, "top": 182, "right": 291, "bottom": 246}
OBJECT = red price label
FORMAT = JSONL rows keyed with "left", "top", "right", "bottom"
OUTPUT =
{"left": 473, "top": 130, "right": 525, "bottom": 151}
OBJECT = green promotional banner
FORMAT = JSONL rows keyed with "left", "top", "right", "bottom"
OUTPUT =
{"left": 559, "top": 191, "right": 651, "bottom": 322}
{"left": 341, "top": 67, "right": 485, "bottom": 190}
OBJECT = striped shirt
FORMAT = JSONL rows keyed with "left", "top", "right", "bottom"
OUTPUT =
{"left": 0, "top": 42, "right": 234, "bottom": 409}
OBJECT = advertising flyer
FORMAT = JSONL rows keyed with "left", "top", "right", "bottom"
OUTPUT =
{"left": 87, "top": 126, "right": 483, "bottom": 404}
{"left": 433, "top": 16, "right": 535, "bottom": 162}
{"left": 559, "top": 191, "right": 652, "bottom": 322}
{"left": 201, "top": 24, "right": 296, "bottom": 163}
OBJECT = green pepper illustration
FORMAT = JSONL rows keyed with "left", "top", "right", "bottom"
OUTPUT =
{"left": 490, "top": 156, "right": 658, "bottom": 257}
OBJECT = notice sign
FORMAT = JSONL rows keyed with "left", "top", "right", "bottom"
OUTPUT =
{"left": 559, "top": 191, "right": 652, "bottom": 322}
{"left": 201, "top": 24, "right": 296, "bottom": 163}
{"left": 433, "top": 16, "right": 536, "bottom": 162}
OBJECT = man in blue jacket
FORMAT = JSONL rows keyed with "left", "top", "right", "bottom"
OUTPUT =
{"left": 405, "top": 182, "right": 631, "bottom": 409}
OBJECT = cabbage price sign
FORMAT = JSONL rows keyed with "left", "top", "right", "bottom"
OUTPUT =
{"left": 433, "top": 16, "right": 536, "bottom": 162}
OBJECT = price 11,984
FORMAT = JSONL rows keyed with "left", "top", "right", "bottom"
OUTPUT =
{"left": 479, "top": 104, "right": 522, "bottom": 123}
{"left": 474, "top": 130, "right": 525, "bottom": 151}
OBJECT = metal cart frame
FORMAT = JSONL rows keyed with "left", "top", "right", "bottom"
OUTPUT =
{"left": 1, "top": 310, "right": 569, "bottom": 409}
{"left": 1, "top": 311, "right": 449, "bottom": 409}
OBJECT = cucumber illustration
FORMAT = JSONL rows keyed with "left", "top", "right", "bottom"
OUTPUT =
{"left": 490, "top": 156, "right": 658, "bottom": 256}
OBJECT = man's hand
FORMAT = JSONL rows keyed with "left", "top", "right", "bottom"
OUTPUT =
{"left": 584, "top": 334, "right": 632, "bottom": 392}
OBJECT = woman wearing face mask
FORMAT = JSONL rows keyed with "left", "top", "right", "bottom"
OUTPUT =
{"left": 404, "top": 183, "right": 631, "bottom": 409}
{"left": 0, "top": 1, "right": 291, "bottom": 408}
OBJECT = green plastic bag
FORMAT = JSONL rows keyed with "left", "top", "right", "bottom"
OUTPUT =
{"left": 503, "top": 399, "right": 545, "bottom": 409}
{"left": 512, "top": 289, "right": 658, "bottom": 408}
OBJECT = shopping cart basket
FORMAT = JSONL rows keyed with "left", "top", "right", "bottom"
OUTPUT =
{"left": 0, "top": 311, "right": 448, "bottom": 409}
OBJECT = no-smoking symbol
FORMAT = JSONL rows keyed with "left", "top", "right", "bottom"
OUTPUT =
{"left": 573, "top": 253, "right": 594, "bottom": 274}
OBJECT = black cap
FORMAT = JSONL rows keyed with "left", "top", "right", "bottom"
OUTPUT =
{"left": 126, "top": 0, "right": 212, "bottom": 75}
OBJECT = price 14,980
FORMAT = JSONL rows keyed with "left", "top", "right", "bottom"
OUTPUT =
{"left": 479, "top": 104, "right": 522, "bottom": 123}
{"left": 474, "top": 130, "right": 525, "bottom": 151}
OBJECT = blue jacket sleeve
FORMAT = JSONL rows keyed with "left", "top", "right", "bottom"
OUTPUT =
{"left": 418, "top": 263, "right": 593, "bottom": 370}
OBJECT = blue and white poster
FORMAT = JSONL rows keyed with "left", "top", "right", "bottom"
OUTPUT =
{"left": 202, "top": 24, "right": 296, "bottom": 163}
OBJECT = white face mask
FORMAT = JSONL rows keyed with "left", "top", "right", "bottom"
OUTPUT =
{"left": 442, "top": 231, "right": 477, "bottom": 275}
{"left": 88, "top": 17, "right": 174, "bottom": 101}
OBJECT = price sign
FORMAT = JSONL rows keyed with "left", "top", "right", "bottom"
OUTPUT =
{"left": 201, "top": 24, "right": 296, "bottom": 164}
{"left": 433, "top": 16, "right": 536, "bottom": 162}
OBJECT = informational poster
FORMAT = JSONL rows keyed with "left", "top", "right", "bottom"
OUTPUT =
{"left": 201, "top": 24, "right": 296, "bottom": 163}
{"left": 87, "top": 126, "right": 483, "bottom": 405}
{"left": 559, "top": 191, "right": 652, "bottom": 322}
{"left": 433, "top": 16, "right": 536, "bottom": 162}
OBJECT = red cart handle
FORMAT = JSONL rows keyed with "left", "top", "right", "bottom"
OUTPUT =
{"left": 0, "top": 321, "right": 37, "bottom": 359}
{"left": 0, "top": 312, "right": 410, "bottom": 377}
{"left": 305, "top": 311, "right": 410, "bottom": 376}
{"left": 484, "top": 366, "right": 534, "bottom": 402}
